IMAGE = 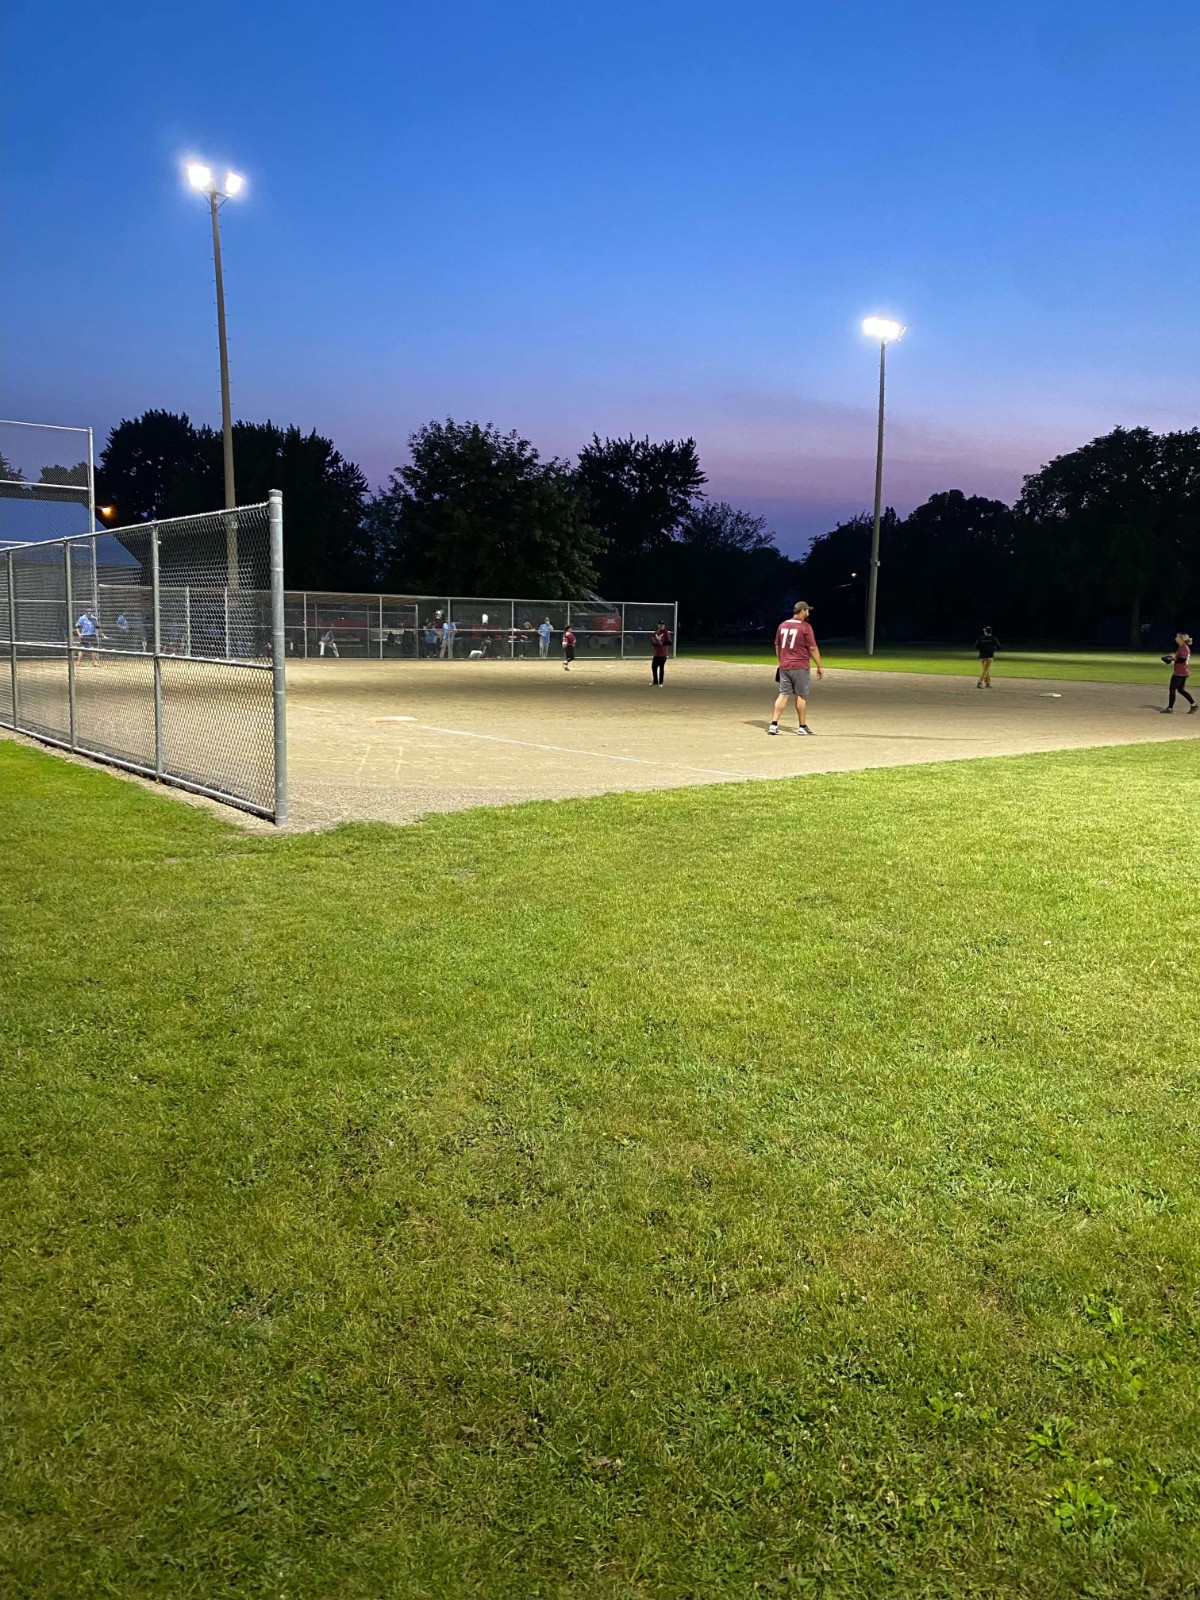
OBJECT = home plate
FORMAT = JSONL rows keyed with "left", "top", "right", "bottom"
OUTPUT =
{"left": 373, "top": 715, "right": 417, "bottom": 722}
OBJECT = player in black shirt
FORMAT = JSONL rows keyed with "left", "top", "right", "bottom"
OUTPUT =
{"left": 975, "top": 627, "right": 999, "bottom": 688}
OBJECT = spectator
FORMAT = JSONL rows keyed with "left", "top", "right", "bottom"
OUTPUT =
{"left": 538, "top": 617, "right": 554, "bottom": 659}
{"left": 319, "top": 627, "right": 339, "bottom": 658}
{"left": 440, "top": 618, "right": 458, "bottom": 659}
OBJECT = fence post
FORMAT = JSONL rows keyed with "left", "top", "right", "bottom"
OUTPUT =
{"left": 224, "top": 586, "right": 230, "bottom": 660}
{"left": 7, "top": 550, "right": 18, "bottom": 729}
{"left": 150, "top": 526, "right": 164, "bottom": 779}
{"left": 302, "top": 591, "right": 308, "bottom": 658}
{"left": 64, "top": 542, "right": 77, "bottom": 749}
{"left": 620, "top": 601, "right": 626, "bottom": 660}
{"left": 379, "top": 594, "right": 384, "bottom": 659}
{"left": 90, "top": 536, "right": 99, "bottom": 623}
{"left": 185, "top": 585, "right": 192, "bottom": 656}
{"left": 269, "top": 490, "right": 289, "bottom": 826}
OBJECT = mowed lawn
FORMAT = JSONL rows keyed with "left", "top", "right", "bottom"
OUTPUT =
{"left": 2, "top": 739, "right": 1200, "bottom": 1600}
{"left": 689, "top": 643, "right": 1173, "bottom": 686}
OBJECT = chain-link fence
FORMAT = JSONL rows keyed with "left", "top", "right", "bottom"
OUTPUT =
{"left": 0, "top": 497, "right": 287, "bottom": 822}
{"left": 0, "top": 419, "right": 95, "bottom": 547}
{"left": 280, "top": 593, "right": 679, "bottom": 660}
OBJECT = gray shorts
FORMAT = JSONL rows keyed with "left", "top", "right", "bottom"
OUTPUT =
{"left": 778, "top": 667, "right": 810, "bottom": 698}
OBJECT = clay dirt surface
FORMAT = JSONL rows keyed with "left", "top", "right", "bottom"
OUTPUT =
{"left": 281, "top": 656, "right": 1197, "bottom": 829}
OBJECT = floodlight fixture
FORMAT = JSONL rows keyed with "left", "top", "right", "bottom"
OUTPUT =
{"left": 187, "top": 162, "right": 213, "bottom": 191}
{"left": 862, "top": 316, "right": 905, "bottom": 343}
{"left": 224, "top": 171, "right": 245, "bottom": 196}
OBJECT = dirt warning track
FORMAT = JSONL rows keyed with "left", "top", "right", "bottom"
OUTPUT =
{"left": 283, "top": 657, "right": 1197, "bottom": 829}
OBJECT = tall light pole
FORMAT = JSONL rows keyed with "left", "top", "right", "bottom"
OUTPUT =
{"left": 186, "top": 162, "right": 244, "bottom": 584}
{"left": 861, "top": 316, "right": 904, "bottom": 657}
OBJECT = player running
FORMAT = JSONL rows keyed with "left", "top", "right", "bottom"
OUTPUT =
{"left": 769, "top": 601, "right": 823, "bottom": 735}
{"left": 562, "top": 625, "right": 576, "bottom": 670}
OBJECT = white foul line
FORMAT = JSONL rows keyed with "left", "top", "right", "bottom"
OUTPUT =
{"left": 415, "top": 722, "right": 750, "bottom": 780}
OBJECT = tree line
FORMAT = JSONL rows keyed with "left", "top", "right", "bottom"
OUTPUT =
{"left": 93, "top": 411, "right": 1199, "bottom": 645}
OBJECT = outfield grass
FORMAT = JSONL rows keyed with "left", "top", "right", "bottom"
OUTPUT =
{"left": 687, "top": 642, "right": 1172, "bottom": 685}
{"left": 3, "top": 738, "right": 1200, "bottom": 1599}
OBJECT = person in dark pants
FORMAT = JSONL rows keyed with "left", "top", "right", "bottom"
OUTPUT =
{"left": 974, "top": 626, "right": 999, "bottom": 687}
{"left": 561, "top": 626, "right": 576, "bottom": 671}
{"left": 1161, "top": 632, "right": 1196, "bottom": 713}
{"left": 651, "top": 620, "right": 672, "bottom": 685}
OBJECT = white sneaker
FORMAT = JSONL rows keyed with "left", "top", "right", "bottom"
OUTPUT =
{"left": 767, "top": 722, "right": 778, "bottom": 735}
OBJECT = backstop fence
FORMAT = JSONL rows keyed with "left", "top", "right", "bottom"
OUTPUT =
{"left": 281, "top": 593, "right": 679, "bottom": 660}
{"left": 0, "top": 495, "right": 288, "bottom": 822}
{"left": 0, "top": 418, "right": 95, "bottom": 547}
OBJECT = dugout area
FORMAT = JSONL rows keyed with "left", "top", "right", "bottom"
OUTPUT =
{"left": 281, "top": 656, "right": 1196, "bottom": 830}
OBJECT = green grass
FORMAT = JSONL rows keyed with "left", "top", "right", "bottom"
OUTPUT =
{"left": 687, "top": 642, "right": 1172, "bottom": 685}
{"left": 3, "top": 738, "right": 1200, "bottom": 1599}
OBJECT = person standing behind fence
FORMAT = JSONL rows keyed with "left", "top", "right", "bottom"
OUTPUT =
{"left": 440, "top": 618, "right": 457, "bottom": 659}
{"left": 319, "top": 627, "right": 339, "bottom": 659}
{"left": 538, "top": 618, "right": 553, "bottom": 659}
{"left": 651, "top": 620, "right": 672, "bottom": 685}
{"left": 562, "top": 625, "right": 576, "bottom": 671}
{"left": 74, "top": 608, "right": 101, "bottom": 664}
{"left": 974, "top": 626, "right": 999, "bottom": 688}
{"left": 423, "top": 618, "right": 440, "bottom": 658}
{"left": 1161, "top": 632, "right": 1196, "bottom": 713}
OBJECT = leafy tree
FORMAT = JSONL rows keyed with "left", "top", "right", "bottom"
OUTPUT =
{"left": 370, "top": 419, "right": 604, "bottom": 596}
{"left": 795, "top": 512, "right": 882, "bottom": 637}
{"left": 96, "top": 410, "right": 201, "bottom": 523}
{"left": 1016, "top": 427, "right": 1200, "bottom": 645}
{"left": 575, "top": 434, "right": 706, "bottom": 593}
{"left": 175, "top": 422, "right": 372, "bottom": 590}
{"left": 35, "top": 462, "right": 92, "bottom": 505}
{"left": 662, "top": 503, "right": 801, "bottom": 634}
{"left": 884, "top": 491, "right": 1015, "bottom": 636}
{"left": 0, "top": 453, "right": 24, "bottom": 483}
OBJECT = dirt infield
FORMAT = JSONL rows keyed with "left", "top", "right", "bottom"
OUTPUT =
{"left": 283, "top": 657, "right": 1197, "bottom": 828}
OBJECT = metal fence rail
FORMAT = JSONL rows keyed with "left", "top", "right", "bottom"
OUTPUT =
{"left": 0, "top": 496, "right": 287, "bottom": 823}
{"left": 281, "top": 592, "right": 679, "bottom": 661}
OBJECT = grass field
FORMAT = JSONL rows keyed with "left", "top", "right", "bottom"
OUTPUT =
{"left": 687, "top": 643, "right": 1173, "bottom": 686}
{"left": 3, "top": 737, "right": 1200, "bottom": 1599}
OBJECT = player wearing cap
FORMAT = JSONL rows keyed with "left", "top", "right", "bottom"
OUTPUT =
{"left": 769, "top": 601, "right": 823, "bottom": 735}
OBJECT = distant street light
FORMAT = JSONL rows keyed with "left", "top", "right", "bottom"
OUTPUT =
{"left": 861, "top": 316, "right": 905, "bottom": 657}
{"left": 186, "top": 161, "right": 244, "bottom": 584}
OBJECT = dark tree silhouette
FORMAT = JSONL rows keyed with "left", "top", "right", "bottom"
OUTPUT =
{"left": 175, "top": 422, "right": 372, "bottom": 590}
{"left": 575, "top": 435, "right": 706, "bottom": 593}
{"left": 369, "top": 419, "right": 604, "bottom": 596}
{"left": 96, "top": 411, "right": 202, "bottom": 523}
{"left": 1016, "top": 427, "right": 1200, "bottom": 645}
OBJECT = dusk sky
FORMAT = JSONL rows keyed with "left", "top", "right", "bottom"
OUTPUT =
{"left": 4, "top": 0, "right": 1198, "bottom": 552}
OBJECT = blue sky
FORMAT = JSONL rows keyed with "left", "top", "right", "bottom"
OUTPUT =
{"left": 3, "top": 0, "right": 1197, "bottom": 551}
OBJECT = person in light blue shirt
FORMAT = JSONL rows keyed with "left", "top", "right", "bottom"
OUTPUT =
{"left": 74, "top": 609, "right": 101, "bottom": 663}
{"left": 440, "top": 618, "right": 457, "bottom": 659}
{"left": 538, "top": 618, "right": 553, "bottom": 659}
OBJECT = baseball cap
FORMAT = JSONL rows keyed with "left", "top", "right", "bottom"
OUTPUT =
{"left": 793, "top": 600, "right": 812, "bottom": 613}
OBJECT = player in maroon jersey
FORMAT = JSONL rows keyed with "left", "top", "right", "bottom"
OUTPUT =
{"left": 769, "top": 601, "right": 823, "bottom": 735}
